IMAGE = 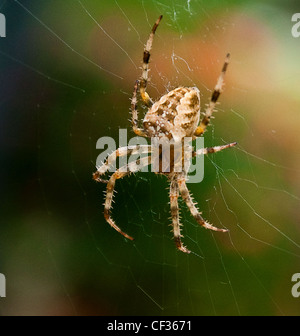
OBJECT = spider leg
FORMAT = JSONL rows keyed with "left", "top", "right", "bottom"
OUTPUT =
{"left": 170, "top": 177, "right": 191, "bottom": 254}
{"left": 93, "top": 144, "right": 152, "bottom": 182}
{"left": 178, "top": 176, "right": 228, "bottom": 232}
{"left": 103, "top": 156, "right": 152, "bottom": 240}
{"left": 131, "top": 80, "right": 147, "bottom": 137}
{"left": 194, "top": 53, "right": 230, "bottom": 137}
{"left": 140, "top": 15, "right": 163, "bottom": 107}
{"left": 192, "top": 141, "right": 237, "bottom": 157}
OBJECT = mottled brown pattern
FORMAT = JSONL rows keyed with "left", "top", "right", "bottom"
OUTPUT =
{"left": 143, "top": 87, "right": 200, "bottom": 140}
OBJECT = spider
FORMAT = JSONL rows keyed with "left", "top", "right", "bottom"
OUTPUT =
{"left": 93, "top": 15, "right": 237, "bottom": 253}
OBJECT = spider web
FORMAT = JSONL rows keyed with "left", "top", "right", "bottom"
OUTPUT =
{"left": 1, "top": 0, "right": 300, "bottom": 316}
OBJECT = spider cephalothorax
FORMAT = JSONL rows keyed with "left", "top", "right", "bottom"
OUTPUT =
{"left": 93, "top": 15, "right": 237, "bottom": 253}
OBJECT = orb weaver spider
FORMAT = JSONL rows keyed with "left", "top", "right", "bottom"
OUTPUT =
{"left": 94, "top": 15, "right": 236, "bottom": 253}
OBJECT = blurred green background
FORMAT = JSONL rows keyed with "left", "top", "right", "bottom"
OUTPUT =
{"left": 0, "top": 0, "right": 300, "bottom": 315}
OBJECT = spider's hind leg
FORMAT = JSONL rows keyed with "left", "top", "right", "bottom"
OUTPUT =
{"left": 131, "top": 15, "right": 162, "bottom": 136}
{"left": 139, "top": 15, "right": 163, "bottom": 107}
{"left": 131, "top": 80, "right": 147, "bottom": 137}
{"left": 170, "top": 177, "right": 191, "bottom": 254}
{"left": 178, "top": 176, "right": 228, "bottom": 233}
{"left": 103, "top": 156, "right": 152, "bottom": 241}
{"left": 194, "top": 53, "right": 230, "bottom": 137}
{"left": 104, "top": 170, "right": 133, "bottom": 240}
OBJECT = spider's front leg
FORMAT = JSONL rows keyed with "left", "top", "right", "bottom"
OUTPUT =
{"left": 170, "top": 176, "right": 191, "bottom": 254}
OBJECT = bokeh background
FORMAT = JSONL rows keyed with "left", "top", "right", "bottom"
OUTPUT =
{"left": 0, "top": 0, "right": 300, "bottom": 315}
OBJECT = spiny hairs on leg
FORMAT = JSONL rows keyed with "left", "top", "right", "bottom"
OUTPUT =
{"left": 104, "top": 171, "right": 134, "bottom": 240}
{"left": 178, "top": 176, "right": 228, "bottom": 233}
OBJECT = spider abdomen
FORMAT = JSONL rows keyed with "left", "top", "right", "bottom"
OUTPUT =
{"left": 143, "top": 87, "right": 200, "bottom": 141}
